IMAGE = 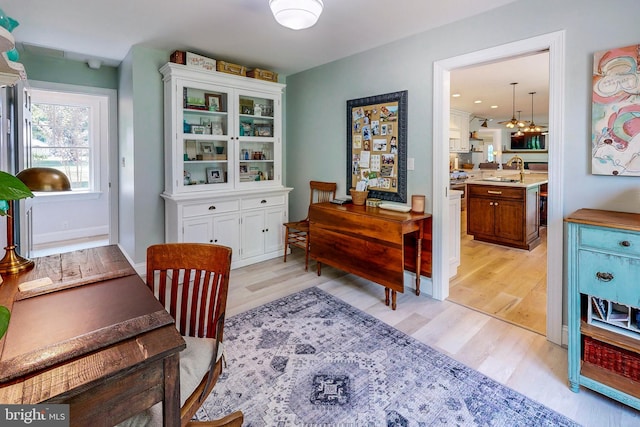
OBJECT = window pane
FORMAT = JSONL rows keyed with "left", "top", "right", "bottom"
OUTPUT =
{"left": 31, "top": 102, "right": 91, "bottom": 190}
{"left": 31, "top": 147, "right": 90, "bottom": 189}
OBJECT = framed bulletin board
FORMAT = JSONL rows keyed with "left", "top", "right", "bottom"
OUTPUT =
{"left": 347, "top": 90, "right": 407, "bottom": 203}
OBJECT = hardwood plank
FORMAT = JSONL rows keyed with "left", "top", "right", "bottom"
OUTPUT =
{"left": 449, "top": 209, "right": 546, "bottom": 335}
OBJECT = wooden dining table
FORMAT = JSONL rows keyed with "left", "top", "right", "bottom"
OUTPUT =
{"left": 0, "top": 245, "right": 185, "bottom": 426}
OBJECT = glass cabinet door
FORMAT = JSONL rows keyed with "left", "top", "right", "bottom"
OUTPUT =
{"left": 179, "top": 82, "right": 233, "bottom": 191}
{"left": 236, "top": 91, "right": 279, "bottom": 186}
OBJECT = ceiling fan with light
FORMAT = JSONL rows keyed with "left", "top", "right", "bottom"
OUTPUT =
{"left": 524, "top": 91, "right": 546, "bottom": 132}
{"left": 498, "top": 82, "right": 528, "bottom": 129}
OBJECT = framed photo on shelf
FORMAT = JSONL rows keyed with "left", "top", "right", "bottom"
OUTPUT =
{"left": 240, "top": 98, "right": 254, "bottom": 115}
{"left": 205, "top": 93, "right": 223, "bottom": 112}
{"left": 191, "top": 125, "right": 205, "bottom": 135}
{"left": 206, "top": 167, "right": 224, "bottom": 183}
{"left": 346, "top": 90, "right": 407, "bottom": 203}
{"left": 255, "top": 125, "right": 272, "bottom": 137}
{"left": 201, "top": 142, "right": 214, "bottom": 154}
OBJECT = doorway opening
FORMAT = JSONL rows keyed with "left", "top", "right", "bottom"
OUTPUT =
{"left": 19, "top": 81, "right": 118, "bottom": 258}
{"left": 447, "top": 52, "right": 549, "bottom": 335}
{"left": 432, "top": 31, "right": 565, "bottom": 345}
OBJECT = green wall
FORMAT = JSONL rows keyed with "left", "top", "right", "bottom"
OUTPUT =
{"left": 117, "top": 45, "right": 168, "bottom": 263}
{"left": 19, "top": 0, "right": 640, "bottom": 268}
{"left": 18, "top": 49, "right": 118, "bottom": 89}
{"left": 284, "top": 0, "right": 640, "bottom": 222}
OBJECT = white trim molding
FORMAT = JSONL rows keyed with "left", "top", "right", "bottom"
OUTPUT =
{"left": 432, "top": 31, "right": 566, "bottom": 346}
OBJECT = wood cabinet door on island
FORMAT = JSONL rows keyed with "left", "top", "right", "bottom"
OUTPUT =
{"left": 466, "top": 184, "right": 540, "bottom": 250}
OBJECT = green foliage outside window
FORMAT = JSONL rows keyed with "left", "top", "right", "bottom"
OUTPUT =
{"left": 31, "top": 103, "right": 91, "bottom": 190}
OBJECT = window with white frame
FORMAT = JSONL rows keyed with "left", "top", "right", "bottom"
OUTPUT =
{"left": 29, "top": 89, "right": 107, "bottom": 192}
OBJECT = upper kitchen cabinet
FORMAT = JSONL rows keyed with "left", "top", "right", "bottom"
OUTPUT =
{"left": 160, "top": 62, "right": 285, "bottom": 196}
{"left": 449, "top": 109, "right": 470, "bottom": 153}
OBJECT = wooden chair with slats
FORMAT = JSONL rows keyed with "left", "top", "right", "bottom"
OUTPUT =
{"left": 283, "top": 181, "right": 337, "bottom": 271}
{"left": 122, "top": 243, "right": 243, "bottom": 427}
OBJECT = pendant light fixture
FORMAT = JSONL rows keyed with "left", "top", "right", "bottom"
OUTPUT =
{"left": 270, "top": 0, "right": 324, "bottom": 30}
{"left": 524, "top": 92, "right": 541, "bottom": 133}
{"left": 499, "top": 82, "right": 525, "bottom": 129}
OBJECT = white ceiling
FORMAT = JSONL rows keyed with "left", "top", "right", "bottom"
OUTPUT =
{"left": 3, "top": 0, "right": 550, "bottom": 125}
{"left": 450, "top": 51, "right": 550, "bottom": 127}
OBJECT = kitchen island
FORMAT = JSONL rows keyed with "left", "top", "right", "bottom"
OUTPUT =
{"left": 466, "top": 174, "right": 547, "bottom": 250}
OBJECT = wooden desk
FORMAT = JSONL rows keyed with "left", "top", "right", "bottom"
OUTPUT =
{"left": 0, "top": 245, "right": 186, "bottom": 426}
{"left": 309, "top": 203, "right": 432, "bottom": 309}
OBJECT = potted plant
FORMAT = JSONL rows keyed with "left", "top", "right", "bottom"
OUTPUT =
{"left": 0, "top": 170, "right": 34, "bottom": 338}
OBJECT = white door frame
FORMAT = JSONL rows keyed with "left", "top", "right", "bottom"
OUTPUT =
{"left": 18, "top": 80, "right": 119, "bottom": 251}
{"left": 432, "top": 31, "right": 566, "bottom": 345}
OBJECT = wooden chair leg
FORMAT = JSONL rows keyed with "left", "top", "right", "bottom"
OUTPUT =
{"left": 283, "top": 227, "right": 288, "bottom": 263}
{"left": 304, "top": 233, "right": 310, "bottom": 271}
{"left": 186, "top": 410, "right": 244, "bottom": 427}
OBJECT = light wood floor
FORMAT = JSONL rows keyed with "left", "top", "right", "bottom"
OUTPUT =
{"left": 448, "top": 209, "right": 547, "bottom": 335}
{"left": 226, "top": 250, "right": 640, "bottom": 427}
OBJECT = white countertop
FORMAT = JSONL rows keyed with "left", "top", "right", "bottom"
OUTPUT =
{"left": 466, "top": 175, "right": 548, "bottom": 188}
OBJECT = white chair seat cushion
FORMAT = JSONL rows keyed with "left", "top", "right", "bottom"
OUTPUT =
{"left": 117, "top": 336, "right": 222, "bottom": 427}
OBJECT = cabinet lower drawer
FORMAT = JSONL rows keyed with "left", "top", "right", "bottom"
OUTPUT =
{"left": 578, "top": 249, "right": 640, "bottom": 305}
{"left": 580, "top": 225, "right": 640, "bottom": 257}
{"left": 183, "top": 200, "right": 239, "bottom": 217}
{"left": 242, "top": 195, "right": 285, "bottom": 209}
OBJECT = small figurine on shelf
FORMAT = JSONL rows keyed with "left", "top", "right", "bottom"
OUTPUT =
{"left": 254, "top": 104, "right": 262, "bottom": 117}
{"left": 183, "top": 171, "right": 191, "bottom": 185}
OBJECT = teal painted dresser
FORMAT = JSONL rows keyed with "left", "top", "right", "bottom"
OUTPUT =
{"left": 566, "top": 208, "right": 640, "bottom": 410}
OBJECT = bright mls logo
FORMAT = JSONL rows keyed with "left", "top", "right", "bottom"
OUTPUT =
{"left": 0, "top": 405, "right": 69, "bottom": 426}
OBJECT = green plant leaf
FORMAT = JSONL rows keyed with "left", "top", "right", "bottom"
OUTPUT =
{"left": 0, "top": 171, "right": 34, "bottom": 203}
{"left": 0, "top": 305, "right": 10, "bottom": 339}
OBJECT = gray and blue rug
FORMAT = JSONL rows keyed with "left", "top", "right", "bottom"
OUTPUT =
{"left": 196, "top": 287, "right": 579, "bottom": 426}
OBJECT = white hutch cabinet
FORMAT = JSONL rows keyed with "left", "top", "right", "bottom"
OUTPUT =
{"left": 160, "top": 63, "right": 291, "bottom": 268}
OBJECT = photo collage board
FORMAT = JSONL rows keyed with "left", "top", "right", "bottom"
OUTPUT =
{"left": 347, "top": 91, "right": 407, "bottom": 203}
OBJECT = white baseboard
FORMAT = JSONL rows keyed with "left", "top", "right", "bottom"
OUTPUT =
{"left": 33, "top": 226, "right": 109, "bottom": 245}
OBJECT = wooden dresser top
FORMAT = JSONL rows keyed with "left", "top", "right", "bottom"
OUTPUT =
{"left": 565, "top": 208, "right": 640, "bottom": 232}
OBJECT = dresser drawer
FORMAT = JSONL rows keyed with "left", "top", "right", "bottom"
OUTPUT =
{"left": 241, "top": 195, "right": 285, "bottom": 209}
{"left": 579, "top": 225, "right": 640, "bottom": 257}
{"left": 578, "top": 249, "right": 640, "bottom": 305}
{"left": 183, "top": 199, "right": 239, "bottom": 217}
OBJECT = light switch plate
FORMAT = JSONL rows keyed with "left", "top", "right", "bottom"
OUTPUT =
{"left": 407, "top": 157, "right": 415, "bottom": 170}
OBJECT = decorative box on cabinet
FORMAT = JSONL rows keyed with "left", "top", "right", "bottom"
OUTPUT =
{"left": 160, "top": 62, "right": 292, "bottom": 268}
{"left": 566, "top": 208, "right": 640, "bottom": 410}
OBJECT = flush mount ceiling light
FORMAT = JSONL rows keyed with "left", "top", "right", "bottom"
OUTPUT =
{"left": 270, "top": 0, "right": 324, "bottom": 30}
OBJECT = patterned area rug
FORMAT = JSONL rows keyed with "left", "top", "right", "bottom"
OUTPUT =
{"left": 196, "top": 287, "right": 579, "bottom": 426}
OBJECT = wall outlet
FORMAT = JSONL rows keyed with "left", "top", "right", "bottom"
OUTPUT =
{"left": 62, "top": 221, "right": 69, "bottom": 230}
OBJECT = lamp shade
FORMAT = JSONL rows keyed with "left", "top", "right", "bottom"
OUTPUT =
{"left": 0, "top": 168, "right": 71, "bottom": 275}
{"left": 16, "top": 167, "right": 72, "bottom": 192}
{"left": 269, "top": 0, "right": 324, "bottom": 30}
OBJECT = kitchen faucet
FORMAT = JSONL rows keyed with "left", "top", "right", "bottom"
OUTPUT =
{"left": 506, "top": 155, "right": 525, "bottom": 182}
